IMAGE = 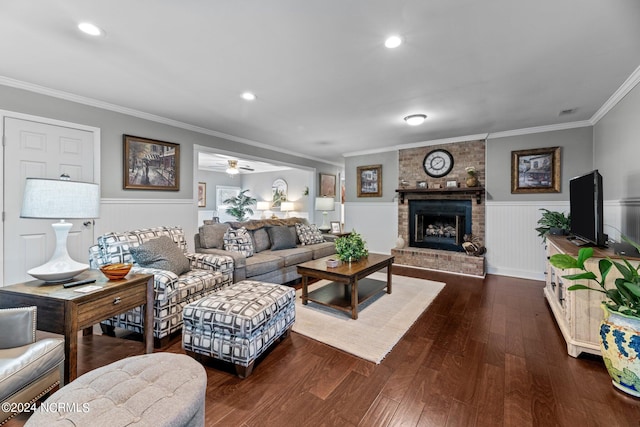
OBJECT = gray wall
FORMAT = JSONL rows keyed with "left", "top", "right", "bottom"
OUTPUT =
{"left": 196, "top": 170, "right": 238, "bottom": 211}
{"left": 344, "top": 151, "right": 399, "bottom": 203}
{"left": 485, "top": 126, "right": 594, "bottom": 201}
{"left": 0, "top": 84, "right": 338, "bottom": 199}
{"left": 594, "top": 83, "right": 640, "bottom": 201}
{"left": 241, "top": 169, "right": 314, "bottom": 215}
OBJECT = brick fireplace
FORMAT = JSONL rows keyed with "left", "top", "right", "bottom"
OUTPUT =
{"left": 391, "top": 140, "right": 486, "bottom": 276}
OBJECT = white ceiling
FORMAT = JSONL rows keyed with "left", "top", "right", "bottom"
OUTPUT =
{"left": 198, "top": 152, "right": 292, "bottom": 174}
{"left": 2, "top": 1, "right": 640, "bottom": 165}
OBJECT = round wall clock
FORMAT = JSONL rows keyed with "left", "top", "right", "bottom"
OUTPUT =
{"left": 423, "top": 149, "right": 454, "bottom": 178}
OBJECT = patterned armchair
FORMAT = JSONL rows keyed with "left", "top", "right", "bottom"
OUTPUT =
{"left": 89, "top": 226, "right": 234, "bottom": 345}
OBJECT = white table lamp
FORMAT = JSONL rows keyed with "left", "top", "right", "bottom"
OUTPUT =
{"left": 256, "top": 201, "right": 270, "bottom": 219}
{"left": 315, "top": 197, "right": 335, "bottom": 232}
{"left": 280, "top": 201, "right": 294, "bottom": 218}
{"left": 20, "top": 177, "right": 100, "bottom": 283}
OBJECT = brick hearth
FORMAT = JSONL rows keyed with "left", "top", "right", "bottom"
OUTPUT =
{"left": 396, "top": 139, "right": 486, "bottom": 276}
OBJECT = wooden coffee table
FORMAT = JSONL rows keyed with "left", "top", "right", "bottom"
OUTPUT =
{"left": 297, "top": 253, "right": 394, "bottom": 319}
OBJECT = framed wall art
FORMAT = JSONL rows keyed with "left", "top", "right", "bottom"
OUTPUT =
{"left": 197, "top": 182, "right": 206, "bottom": 207}
{"left": 357, "top": 164, "right": 382, "bottom": 197}
{"left": 319, "top": 173, "right": 336, "bottom": 197}
{"left": 123, "top": 134, "right": 179, "bottom": 190}
{"left": 272, "top": 178, "right": 288, "bottom": 208}
{"left": 511, "top": 146, "right": 561, "bottom": 193}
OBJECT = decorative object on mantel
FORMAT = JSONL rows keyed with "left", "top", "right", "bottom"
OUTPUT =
{"left": 465, "top": 166, "right": 479, "bottom": 187}
{"left": 400, "top": 179, "right": 410, "bottom": 188}
{"left": 550, "top": 236, "right": 640, "bottom": 397}
{"left": 335, "top": 230, "right": 369, "bottom": 263}
{"left": 395, "top": 235, "right": 405, "bottom": 249}
{"left": 461, "top": 234, "right": 486, "bottom": 256}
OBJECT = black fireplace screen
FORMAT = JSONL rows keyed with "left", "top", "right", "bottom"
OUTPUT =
{"left": 409, "top": 199, "right": 472, "bottom": 252}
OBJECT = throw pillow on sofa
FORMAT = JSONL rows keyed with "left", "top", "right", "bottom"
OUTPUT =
{"left": 129, "top": 236, "right": 191, "bottom": 275}
{"left": 223, "top": 227, "right": 254, "bottom": 257}
{"left": 250, "top": 228, "right": 271, "bottom": 253}
{"left": 267, "top": 226, "right": 297, "bottom": 250}
{"left": 199, "top": 223, "right": 230, "bottom": 249}
{"left": 295, "top": 223, "right": 325, "bottom": 245}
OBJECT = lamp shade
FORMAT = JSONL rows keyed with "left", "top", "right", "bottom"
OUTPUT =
{"left": 21, "top": 178, "right": 100, "bottom": 219}
{"left": 280, "top": 202, "right": 294, "bottom": 212}
{"left": 315, "top": 197, "right": 335, "bottom": 212}
{"left": 256, "top": 201, "right": 270, "bottom": 211}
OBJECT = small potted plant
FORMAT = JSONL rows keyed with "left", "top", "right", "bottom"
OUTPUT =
{"left": 335, "top": 230, "right": 369, "bottom": 263}
{"left": 550, "top": 236, "right": 640, "bottom": 396}
{"left": 535, "top": 208, "right": 570, "bottom": 241}
{"left": 223, "top": 189, "right": 257, "bottom": 221}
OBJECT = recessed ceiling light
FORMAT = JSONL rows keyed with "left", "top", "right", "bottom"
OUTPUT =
{"left": 385, "top": 35, "right": 402, "bottom": 49}
{"left": 404, "top": 114, "right": 427, "bottom": 126}
{"left": 241, "top": 92, "right": 256, "bottom": 101}
{"left": 78, "top": 22, "right": 103, "bottom": 37}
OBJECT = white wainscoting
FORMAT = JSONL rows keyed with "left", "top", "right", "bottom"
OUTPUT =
{"left": 484, "top": 201, "right": 569, "bottom": 280}
{"left": 97, "top": 199, "right": 198, "bottom": 251}
{"left": 344, "top": 202, "right": 398, "bottom": 255}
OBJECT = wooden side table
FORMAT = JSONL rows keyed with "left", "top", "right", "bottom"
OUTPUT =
{"left": 0, "top": 270, "right": 154, "bottom": 383}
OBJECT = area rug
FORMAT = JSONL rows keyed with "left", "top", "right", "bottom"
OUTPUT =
{"left": 292, "top": 272, "right": 445, "bottom": 364}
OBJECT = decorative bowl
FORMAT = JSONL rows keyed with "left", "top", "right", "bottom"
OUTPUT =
{"left": 326, "top": 258, "right": 339, "bottom": 268}
{"left": 99, "top": 263, "right": 132, "bottom": 280}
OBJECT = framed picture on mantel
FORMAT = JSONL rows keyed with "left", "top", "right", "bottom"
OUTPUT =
{"left": 511, "top": 146, "right": 561, "bottom": 194}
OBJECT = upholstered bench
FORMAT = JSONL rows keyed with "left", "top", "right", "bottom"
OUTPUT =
{"left": 182, "top": 280, "right": 295, "bottom": 378}
{"left": 24, "top": 353, "right": 206, "bottom": 427}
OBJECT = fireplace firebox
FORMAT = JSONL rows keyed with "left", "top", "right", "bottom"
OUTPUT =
{"left": 409, "top": 199, "right": 472, "bottom": 252}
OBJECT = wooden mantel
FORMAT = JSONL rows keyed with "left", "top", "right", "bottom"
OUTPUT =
{"left": 395, "top": 187, "right": 485, "bottom": 204}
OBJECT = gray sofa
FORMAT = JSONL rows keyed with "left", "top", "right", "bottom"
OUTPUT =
{"left": 194, "top": 217, "right": 336, "bottom": 284}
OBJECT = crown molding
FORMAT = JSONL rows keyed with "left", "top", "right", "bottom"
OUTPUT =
{"left": 342, "top": 133, "right": 489, "bottom": 157}
{"left": 590, "top": 64, "right": 640, "bottom": 124}
{"left": 487, "top": 120, "right": 592, "bottom": 140}
{"left": 0, "top": 76, "right": 342, "bottom": 167}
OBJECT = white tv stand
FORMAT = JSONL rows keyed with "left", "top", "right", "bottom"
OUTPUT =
{"left": 544, "top": 235, "right": 639, "bottom": 357}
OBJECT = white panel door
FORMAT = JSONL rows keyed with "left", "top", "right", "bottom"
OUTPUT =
{"left": 3, "top": 117, "right": 96, "bottom": 285}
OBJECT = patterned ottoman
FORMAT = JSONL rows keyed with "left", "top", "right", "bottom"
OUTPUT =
{"left": 182, "top": 280, "right": 296, "bottom": 378}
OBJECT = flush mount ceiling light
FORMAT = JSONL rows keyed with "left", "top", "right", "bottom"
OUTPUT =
{"left": 404, "top": 114, "right": 427, "bottom": 126}
{"left": 226, "top": 160, "right": 239, "bottom": 175}
{"left": 384, "top": 35, "right": 402, "bottom": 48}
{"left": 241, "top": 92, "right": 256, "bottom": 101}
{"left": 78, "top": 22, "right": 104, "bottom": 36}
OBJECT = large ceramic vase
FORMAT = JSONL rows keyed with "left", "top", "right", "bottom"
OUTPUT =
{"left": 599, "top": 304, "right": 640, "bottom": 397}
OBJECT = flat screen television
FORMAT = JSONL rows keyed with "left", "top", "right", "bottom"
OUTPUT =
{"left": 569, "top": 170, "right": 606, "bottom": 247}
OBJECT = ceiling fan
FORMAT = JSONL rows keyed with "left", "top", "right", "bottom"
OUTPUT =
{"left": 226, "top": 159, "right": 254, "bottom": 174}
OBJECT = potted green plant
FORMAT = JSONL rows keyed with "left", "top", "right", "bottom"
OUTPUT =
{"left": 549, "top": 236, "right": 640, "bottom": 396}
{"left": 536, "top": 208, "right": 571, "bottom": 241}
{"left": 223, "top": 189, "right": 257, "bottom": 221}
{"left": 335, "top": 230, "right": 369, "bottom": 263}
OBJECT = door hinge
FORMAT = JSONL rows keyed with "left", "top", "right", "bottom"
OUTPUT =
{"left": 2, "top": 211, "right": 5, "bottom": 222}
{"left": 1, "top": 135, "right": 5, "bottom": 147}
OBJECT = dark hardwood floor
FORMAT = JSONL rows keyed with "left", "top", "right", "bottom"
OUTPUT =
{"left": 7, "top": 268, "right": 640, "bottom": 426}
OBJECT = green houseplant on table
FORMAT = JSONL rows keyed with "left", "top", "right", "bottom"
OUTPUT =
{"left": 223, "top": 189, "right": 257, "bottom": 221}
{"left": 335, "top": 231, "right": 368, "bottom": 263}
{"left": 549, "top": 236, "right": 640, "bottom": 396}
{"left": 536, "top": 208, "right": 571, "bottom": 241}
